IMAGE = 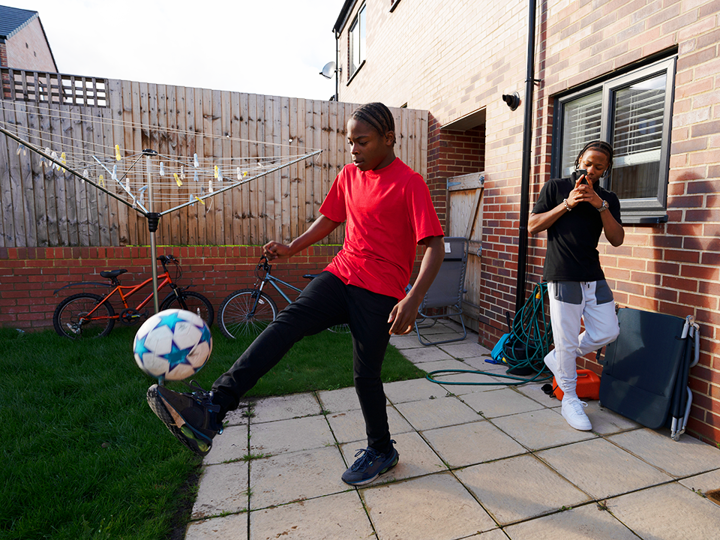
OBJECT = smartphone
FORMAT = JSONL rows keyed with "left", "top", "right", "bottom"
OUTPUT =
{"left": 577, "top": 169, "right": 588, "bottom": 184}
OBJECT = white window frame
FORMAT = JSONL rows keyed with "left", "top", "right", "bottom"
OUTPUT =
{"left": 552, "top": 57, "right": 676, "bottom": 224}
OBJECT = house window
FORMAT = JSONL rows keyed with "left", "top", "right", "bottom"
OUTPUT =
{"left": 553, "top": 57, "right": 676, "bottom": 223}
{"left": 349, "top": 4, "right": 366, "bottom": 80}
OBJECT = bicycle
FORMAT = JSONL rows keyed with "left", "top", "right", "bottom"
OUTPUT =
{"left": 53, "top": 255, "right": 214, "bottom": 339}
{"left": 218, "top": 256, "right": 350, "bottom": 339}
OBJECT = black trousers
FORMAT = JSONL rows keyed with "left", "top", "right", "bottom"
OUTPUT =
{"left": 212, "top": 271, "right": 397, "bottom": 453}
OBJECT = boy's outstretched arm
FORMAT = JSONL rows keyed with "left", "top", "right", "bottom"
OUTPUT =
{"left": 388, "top": 235, "right": 445, "bottom": 335}
{"left": 264, "top": 215, "right": 341, "bottom": 260}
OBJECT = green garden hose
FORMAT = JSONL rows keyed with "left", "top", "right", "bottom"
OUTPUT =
{"left": 426, "top": 282, "right": 554, "bottom": 387}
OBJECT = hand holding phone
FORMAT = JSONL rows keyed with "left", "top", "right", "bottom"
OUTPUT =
{"left": 577, "top": 169, "right": 588, "bottom": 184}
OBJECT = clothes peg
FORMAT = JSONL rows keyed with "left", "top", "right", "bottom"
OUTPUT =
{"left": 99, "top": 174, "right": 105, "bottom": 187}
{"left": 60, "top": 152, "right": 67, "bottom": 173}
{"left": 50, "top": 151, "right": 58, "bottom": 170}
{"left": 194, "top": 153, "right": 199, "bottom": 168}
{"left": 16, "top": 143, "right": 25, "bottom": 156}
{"left": 174, "top": 173, "right": 182, "bottom": 187}
{"left": 194, "top": 196, "right": 205, "bottom": 206}
{"left": 125, "top": 178, "right": 130, "bottom": 191}
{"left": 237, "top": 167, "right": 241, "bottom": 180}
{"left": 214, "top": 165, "right": 219, "bottom": 179}
{"left": 180, "top": 165, "right": 185, "bottom": 180}
{"left": 111, "top": 165, "right": 118, "bottom": 182}
{"left": 115, "top": 144, "right": 122, "bottom": 161}
{"left": 159, "top": 162, "right": 165, "bottom": 176}
{"left": 209, "top": 180, "right": 213, "bottom": 193}
{"left": 82, "top": 169, "right": 88, "bottom": 185}
{"left": 194, "top": 170, "right": 199, "bottom": 182}
{"left": 217, "top": 170, "right": 223, "bottom": 182}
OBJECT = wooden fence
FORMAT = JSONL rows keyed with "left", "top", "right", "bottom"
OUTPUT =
{"left": 0, "top": 70, "right": 428, "bottom": 248}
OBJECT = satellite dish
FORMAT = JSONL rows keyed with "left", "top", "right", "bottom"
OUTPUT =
{"left": 320, "top": 61, "right": 336, "bottom": 79}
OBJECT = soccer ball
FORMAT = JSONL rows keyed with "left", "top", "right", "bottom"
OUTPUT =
{"left": 133, "top": 309, "right": 213, "bottom": 381}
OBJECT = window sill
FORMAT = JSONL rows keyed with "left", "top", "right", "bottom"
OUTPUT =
{"left": 621, "top": 212, "right": 668, "bottom": 225}
{"left": 346, "top": 60, "right": 366, "bottom": 86}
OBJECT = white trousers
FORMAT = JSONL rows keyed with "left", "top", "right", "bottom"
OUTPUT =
{"left": 544, "top": 280, "right": 619, "bottom": 398}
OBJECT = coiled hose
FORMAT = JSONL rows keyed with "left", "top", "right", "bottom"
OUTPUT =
{"left": 426, "top": 282, "right": 554, "bottom": 386}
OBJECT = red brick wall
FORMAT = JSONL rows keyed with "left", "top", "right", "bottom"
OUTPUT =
{"left": 0, "top": 246, "right": 340, "bottom": 330}
{"left": 335, "top": 0, "right": 720, "bottom": 445}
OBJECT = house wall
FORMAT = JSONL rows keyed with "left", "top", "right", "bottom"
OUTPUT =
{"left": 4, "top": 18, "right": 56, "bottom": 72}
{"left": 335, "top": 0, "right": 720, "bottom": 445}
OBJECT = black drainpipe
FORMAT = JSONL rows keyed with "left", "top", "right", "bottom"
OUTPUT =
{"left": 514, "top": 0, "right": 538, "bottom": 316}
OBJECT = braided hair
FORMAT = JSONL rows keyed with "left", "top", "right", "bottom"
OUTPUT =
{"left": 575, "top": 140, "right": 614, "bottom": 177}
{"left": 350, "top": 102, "right": 396, "bottom": 146}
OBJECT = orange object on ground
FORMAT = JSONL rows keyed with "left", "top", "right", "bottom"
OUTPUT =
{"left": 553, "top": 369, "right": 601, "bottom": 400}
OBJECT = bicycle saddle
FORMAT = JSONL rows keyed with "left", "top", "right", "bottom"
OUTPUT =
{"left": 302, "top": 273, "right": 321, "bottom": 280}
{"left": 100, "top": 269, "right": 128, "bottom": 279}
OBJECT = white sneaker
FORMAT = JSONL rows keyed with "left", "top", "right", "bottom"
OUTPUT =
{"left": 561, "top": 397, "right": 592, "bottom": 431}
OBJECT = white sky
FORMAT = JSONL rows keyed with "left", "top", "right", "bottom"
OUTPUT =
{"left": 6, "top": 0, "right": 343, "bottom": 100}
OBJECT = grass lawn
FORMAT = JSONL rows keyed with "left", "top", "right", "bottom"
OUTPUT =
{"left": 0, "top": 325, "right": 423, "bottom": 539}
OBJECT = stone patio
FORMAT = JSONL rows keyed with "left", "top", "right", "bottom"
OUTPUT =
{"left": 185, "top": 320, "right": 720, "bottom": 539}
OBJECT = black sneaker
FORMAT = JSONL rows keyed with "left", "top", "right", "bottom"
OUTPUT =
{"left": 341, "top": 440, "right": 399, "bottom": 486}
{"left": 146, "top": 381, "right": 223, "bottom": 456}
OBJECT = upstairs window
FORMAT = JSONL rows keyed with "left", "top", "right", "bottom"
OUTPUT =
{"left": 553, "top": 57, "right": 676, "bottom": 223}
{"left": 349, "top": 4, "right": 366, "bottom": 80}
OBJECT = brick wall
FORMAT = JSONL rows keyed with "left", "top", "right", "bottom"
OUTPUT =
{"left": 335, "top": 0, "right": 720, "bottom": 445}
{"left": 0, "top": 246, "right": 340, "bottom": 330}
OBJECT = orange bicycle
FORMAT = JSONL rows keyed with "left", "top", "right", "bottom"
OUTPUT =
{"left": 52, "top": 255, "right": 214, "bottom": 339}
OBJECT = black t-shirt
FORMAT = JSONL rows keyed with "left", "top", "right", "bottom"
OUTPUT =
{"left": 532, "top": 171, "right": 622, "bottom": 282}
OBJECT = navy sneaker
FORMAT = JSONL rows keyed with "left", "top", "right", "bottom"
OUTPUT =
{"left": 341, "top": 440, "right": 399, "bottom": 486}
{"left": 147, "top": 381, "right": 223, "bottom": 456}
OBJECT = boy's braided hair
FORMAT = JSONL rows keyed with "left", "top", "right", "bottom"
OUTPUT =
{"left": 574, "top": 140, "right": 614, "bottom": 177}
{"left": 350, "top": 102, "right": 396, "bottom": 146}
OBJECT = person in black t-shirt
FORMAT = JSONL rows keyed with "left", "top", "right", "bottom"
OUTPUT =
{"left": 529, "top": 141, "right": 624, "bottom": 431}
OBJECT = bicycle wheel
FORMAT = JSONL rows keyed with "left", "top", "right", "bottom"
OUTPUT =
{"left": 53, "top": 293, "right": 115, "bottom": 339}
{"left": 218, "top": 289, "right": 278, "bottom": 339}
{"left": 161, "top": 290, "right": 215, "bottom": 327}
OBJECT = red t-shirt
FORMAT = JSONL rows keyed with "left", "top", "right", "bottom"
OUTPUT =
{"left": 320, "top": 158, "right": 443, "bottom": 300}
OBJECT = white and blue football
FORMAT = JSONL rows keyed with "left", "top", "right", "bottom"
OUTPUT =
{"left": 133, "top": 309, "right": 213, "bottom": 381}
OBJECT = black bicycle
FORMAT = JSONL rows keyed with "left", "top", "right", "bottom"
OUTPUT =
{"left": 218, "top": 257, "right": 349, "bottom": 339}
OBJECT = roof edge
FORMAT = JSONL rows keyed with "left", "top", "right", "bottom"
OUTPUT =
{"left": 332, "top": 0, "right": 358, "bottom": 35}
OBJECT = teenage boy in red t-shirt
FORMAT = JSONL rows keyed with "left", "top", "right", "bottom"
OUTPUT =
{"left": 147, "top": 102, "right": 445, "bottom": 486}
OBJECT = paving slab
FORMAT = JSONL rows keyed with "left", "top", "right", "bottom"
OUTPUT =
{"left": 384, "top": 377, "right": 454, "bottom": 404}
{"left": 513, "top": 382, "right": 559, "bottom": 408}
{"left": 316, "top": 386, "right": 362, "bottom": 413}
{"left": 249, "top": 445, "right": 350, "bottom": 509}
{"left": 222, "top": 406, "right": 251, "bottom": 427}
{"left": 678, "top": 467, "right": 720, "bottom": 498}
{"left": 192, "top": 461, "right": 249, "bottom": 520}
{"left": 205, "top": 424, "right": 248, "bottom": 465}
{"left": 456, "top": 454, "right": 589, "bottom": 525}
{"left": 361, "top": 472, "right": 496, "bottom": 539}
{"left": 537, "top": 438, "right": 672, "bottom": 500}
{"left": 438, "top": 341, "right": 491, "bottom": 358}
{"left": 491, "top": 408, "right": 596, "bottom": 451}
{"left": 609, "top": 427, "right": 720, "bottom": 477}
{"left": 398, "top": 346, "right": 454, "bottom": 363}
{"left": 460, "top": 387, "right": 546, "bottom": 419}
{"left": 249, "top": 393, "right": 321, "bottom": 423}
{"left": 413, "top": 358, "right": 474, "bottom": 375}
{"left": 422, "top": 420, "right": 527, "bottom": 468}
{"left": 249, "top": 491, "right": 374, "bottom": 540}
{"left": 503, "top": 502, "right": 637, "bottom": 539}
{"left": 249, "top": 414, "right": 334, "bottom": 455}
{"left": 326, "top": 405, "right": 413, "bottom": 444}
{"left": 584, "top": 401, "right": 640, "bottom": 435}
{"left": 185, "top": 512, "right": 247, "bottom": 540}
{"left": 608, "top": 482, "right": 720, "bottom": 540}
{"left": 389, "top": 335, "right": 426, "bottom": 349}
{"left": 395, "top": 395, "right": 481, "bottom": 431}
{"left": 341, "top": 430, "right": 448, "bottom": 484}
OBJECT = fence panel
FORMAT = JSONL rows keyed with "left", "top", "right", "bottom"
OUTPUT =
{"left": 0, "top": 70, "right": 428, "bottom": 247}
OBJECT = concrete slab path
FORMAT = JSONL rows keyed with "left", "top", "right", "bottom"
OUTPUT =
{"left": 185, "top": 321, "right": 720, "bottom": 539}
